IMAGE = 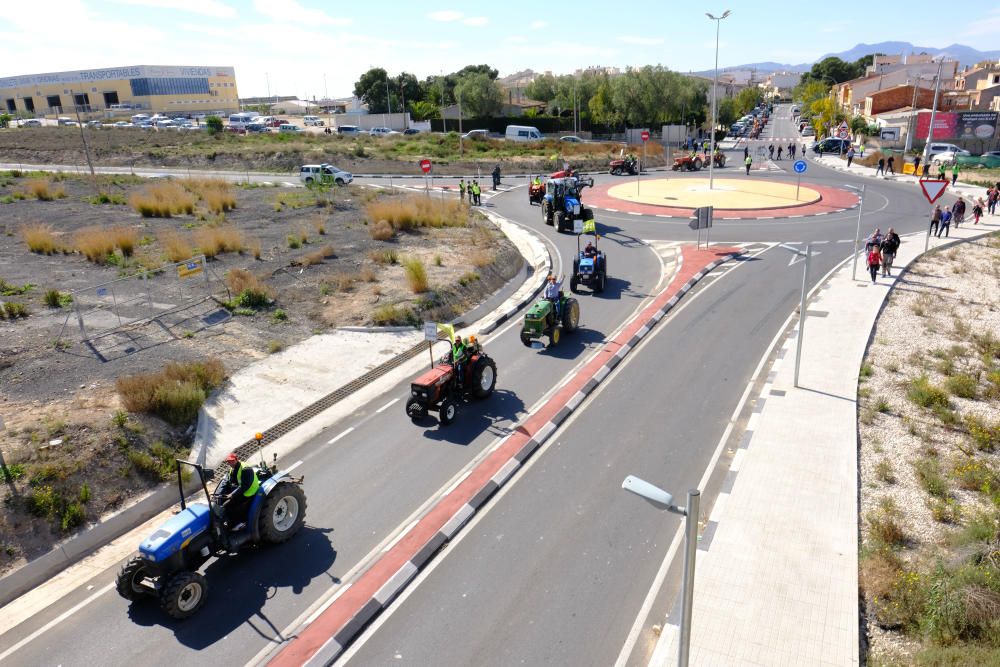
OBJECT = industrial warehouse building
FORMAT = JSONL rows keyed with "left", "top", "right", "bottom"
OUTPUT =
{"left": 0, "top": 65, "right": 239, "bottom": 117}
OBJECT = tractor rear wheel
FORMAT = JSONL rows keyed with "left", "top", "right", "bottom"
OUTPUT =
{"left": 693, "top": 158, "right": 703, "bottom": 171}
{"left": 116, "top": 556, "right": 154, "bottom": 601}
{"left": 260, "top": 482, "right": 307, "bottom": 544}
{"left": 160, "top": 570, "right": 208, "bottom": 620}
{"left": 570, "top": 276, "right": 579, "bottom": 293}
{"left": 596, "top": 270, "right": 606, "bottom": 293}
{"left": 470, "top": 357, "right": 497, "bottom": 399}
{"left": 406, "top": 396, "right": 427, "bottom": 421}
{"left": 562, "top": 298, "right": 580, "bottom": 332}
{"left": 439, "top": 397, "right": 458, "bottom": 425}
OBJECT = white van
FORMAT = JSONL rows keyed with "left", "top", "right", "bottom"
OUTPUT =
{"left": 303, "top": 115, "right": 324, "bottom": 126}
{"left": 505, "top": 125, "right": 542, "bottom": 142}
{"left": 228, "top": 112, "right": 260, "bottom": 131}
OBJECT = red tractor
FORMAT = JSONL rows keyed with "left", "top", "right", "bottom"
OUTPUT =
{"left": 672, "top": 151, "right": 726, "bottom": 171}
{"left": 529, "top": 178, "right": 545, "bottom": 205}
{"left": 405, "top": 336, "right": 497, "bottom": 426}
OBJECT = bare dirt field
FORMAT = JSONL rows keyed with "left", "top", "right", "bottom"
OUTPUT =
{"left": 0, "top": 171, "right": 521, "bottom": 573}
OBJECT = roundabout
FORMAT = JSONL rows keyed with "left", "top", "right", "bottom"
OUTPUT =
{"left": 606, "top": 177, "right": 822, "bottom": 210}
{"left": 587, "top": 174, "right": 860, "bottom": 220}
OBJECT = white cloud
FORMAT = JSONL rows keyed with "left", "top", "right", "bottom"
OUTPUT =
{"left": 462, "top": 16, "right": 488, "bottom": 26}
{"left": 428, "top": 10, "right": 462, "bottom": 21}
{"left": 964, "top": 9, "right": 1000, "bottom": 36}
{"left": 530, "top": 20, "right": 547, "bottom": 30}
{"left": 113, "top": 0, "right": 236, "bottom": 18}
{"left": 619, "top": 35, "right": 664, "bottom": 46}
{"left": 252, "top": 0, "right": 350, "bottom": 25}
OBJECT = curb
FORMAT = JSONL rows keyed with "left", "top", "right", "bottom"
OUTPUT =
{"left": 267, "top": 245, "right": 742, "bottom": 667}
{"left": 0, "top": 199, "right": 554, "bottom": 611}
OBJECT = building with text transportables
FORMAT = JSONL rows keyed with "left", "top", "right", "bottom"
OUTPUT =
{"left": 0, "top": 65, "right": 239, "bottom": 117}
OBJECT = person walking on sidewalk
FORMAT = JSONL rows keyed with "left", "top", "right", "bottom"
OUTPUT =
{"left": 938, "top": 163, "right": 947, "bottom": 180}
{"left": 744, "top": 145, "right": 749, "bottom": 160}
{"left": 846, "top": 146, "right": 856, "bottom": 168}
{"left": 777, "top": 145, "right": 783, "bottom": 160}
{"left": 886, "top": 155, "right": 895, "bottom": 175}
{"left": 745, "top": 154, "right": 753, "bottom": 175}
{"left": 987, "top": 187, "right": 998, "bottom": 215}
{"left": 912, "top": 155, "right": 921, "bottom": 176}
{"left": 874, "top": 156, "right": 885, "bottom": 177}
{"left": 866, "top": 243, "right": 882, "bottom": 283}
{"left": 865, "top": 227, "right": 883, "bottom": 252}
{"left": 880, "top": 228, "right": 900, "bottom": 277}
{"left": 972, "top": 198, "right": 984, "bottom": 224}
{"left": 951, "top": 162, "right": 959, "bottom": 186}
{"left": 937, "top": 208, "right": 952, "bottom": 238}
{"left": 952, "top": 199, "right": 966, "bottom": 227}
{"left": 491, "top": 164, "right": 501, "bottom": 190}
{"left": 768, "top": 144, "right": 774, "bottom": 159}
{"left": 929, "top": 205, "right": 942, "bottom": 236}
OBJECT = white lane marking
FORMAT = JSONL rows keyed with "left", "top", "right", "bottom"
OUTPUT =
{"left": 285, "top": 460, "right": 304, "bottom": 474}
{"left": 0, "top": 583, "right": 114, "bottom": 663}
{"left": 281, "top": 181, "right": 296, "bottom": 187}
{"left": 375, "top": 398, "right": 399, "bottom": 413}
{"left": 627, "top": 211, "right": 641, "bottom": 216}
{"left": 327, "top": 427, "right": 355, "bottom": 445}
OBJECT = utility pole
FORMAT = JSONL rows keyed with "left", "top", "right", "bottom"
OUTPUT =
{"left": 921, "top": 58, "right": 945, "bottom": 164}
{"left": 69, "top": 89, "right": 95, "bottom": 177}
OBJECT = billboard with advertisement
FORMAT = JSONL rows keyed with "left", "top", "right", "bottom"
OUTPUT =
{"left": 915, "top": 111, "right": 998, "bottom": 140}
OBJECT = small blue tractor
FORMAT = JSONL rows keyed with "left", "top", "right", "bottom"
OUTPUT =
{"left": 570, "top": 229, "right": 607, "bottom": 294}
{"left": 541, "top": 175, "right": 594, "bottom": 233}
{"left": 115, "top": 436, "right": 306, "bottom": 619}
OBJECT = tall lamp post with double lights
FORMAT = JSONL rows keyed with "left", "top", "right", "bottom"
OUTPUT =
{"left": 706, "top": 10, "right": 731, "bottom": 190}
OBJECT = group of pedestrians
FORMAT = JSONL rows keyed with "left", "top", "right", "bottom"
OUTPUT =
{"left": 864, "top": 227, "right": 901, "bottom": 283}
{"left": 457, "top": 179, "right": 482, "bottom": 205}
{"left": 873, "top": 155, "right": 895, "bottom": 177}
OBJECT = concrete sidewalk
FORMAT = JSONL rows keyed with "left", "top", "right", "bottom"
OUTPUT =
{"left": 808, "top": 153, "right": 990, "bottom": 203}
{"left": 649, "top": 217, "right": 1000, "bottom": 665}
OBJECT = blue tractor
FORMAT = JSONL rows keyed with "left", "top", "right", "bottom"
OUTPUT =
{"left": 541, "top": 176, "right": 595, "bottom": 233}
{"left": 570, "top": 231, "right": 607, "bottom": 294}
{"left": 115, "top": 437, "right": 306, "bottom": 619}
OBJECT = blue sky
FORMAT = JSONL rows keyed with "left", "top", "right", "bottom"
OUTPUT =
{"left": 1, "top": 0, "right": 998, "bottom": 98}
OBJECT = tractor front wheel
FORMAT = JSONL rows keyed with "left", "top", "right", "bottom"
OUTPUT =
{"left": 406, "top": 396, "right": 427, "bottom": 421}
{"left": 542, "top": 203, "right": 552, "bottom": 226}
{"left": 260, "top": 482, "right": 307, "bottom": 544}
{"left": 116, "top": 556, "right": 154, "bottom": 601}
{"left": 596, "top": 270, "right": 606, "bottom": 293}
{"left": 611, "top": 166, "right": 621, "bottom": 175}
{"left": 556, "top": 212, "right": 566, "bottom": 233}
{"left": 439, "top": 397, "right": 458, "bottom": 425}
{"left": 570, "top": 276, "right": 579, "bottom": 293}
{"left": 470, "top": 357, "right": 497, "bottom": 399}
{"left": 520, "top": 331, "right": 533, "bottom": 347}
{"left": 160, "top": 570, "right": 208, "bottom": 620}
{"left": 549, "top": 327, "right": 561, "bottom": 347}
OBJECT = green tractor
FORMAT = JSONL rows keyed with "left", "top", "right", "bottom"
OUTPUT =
{"left": 520, "top": 292, "right": 579, "bottom": 348}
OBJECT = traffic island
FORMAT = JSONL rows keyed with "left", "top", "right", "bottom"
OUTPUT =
{"left": 589, "top": 177, "right": 860, "bottom": 219}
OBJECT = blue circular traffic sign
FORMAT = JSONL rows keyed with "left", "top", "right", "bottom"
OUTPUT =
{"left": 793, "top": 160, "right": 807, "bottom": 174}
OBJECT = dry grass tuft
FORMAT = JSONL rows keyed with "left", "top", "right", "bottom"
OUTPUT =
{"left": 360, "top": 265, "right": 378, "bottom": 282}
{"left": 23, "top": 178, "right": 66, "bottom": 201}
{"left": 225, "top": 268, "right": 272, "bottom": 308}
{"left": 401, "top": 255, "right": 428, "bottom": 293}
{"left": 193, "top": 224, "right": 243, "bottom": 259}
{"left": 183, "top": 178, "right": 237, "bottom": 214}
{"left": 129, "top": 181, "right": 197, "bottom": 218}
{"left": 245, "top": 236, "right": 262, "bottom": 260}
{"left": 21, "top": 223, "right": 60, "bottom": 254}
{"left": 364, "top": 196, "right": 467, "bottom": 231}
{"left": 116, "top": 359, "right": 226, "bottom": 425}
{"left": 300, "top": 245, "right": 334, "bottom": 266}
{"left": 470, "top": 249, "right": 495, "bottom": 268}
{"left": 311, "top": 215, "right": 328, "bottom": 235}
{"left": 111, "top": 226, "right": 138, "bottom": 257}
{"left": 324, "top": 273, "right": 357, "bottom": 292}
{"left": 158, "top": 230, "right": 195, "bottom": 263}
{"left": 74, "top": 227, "right": 117, "bottom": 264}
{"left": 369, "top": 220, "right": 395, "bottom": 240}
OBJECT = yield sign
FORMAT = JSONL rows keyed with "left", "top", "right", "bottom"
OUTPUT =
{"left": 919, "top": 179, "right": 948, "bottom": 204}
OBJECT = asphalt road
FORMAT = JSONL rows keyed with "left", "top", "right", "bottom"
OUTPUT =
{"left": 0, "top": 105, "right": 950, "bottom": 666}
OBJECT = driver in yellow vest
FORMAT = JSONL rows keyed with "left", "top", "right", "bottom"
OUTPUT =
{"left": 221, "top": 452, "right": 260, "bottom": 528}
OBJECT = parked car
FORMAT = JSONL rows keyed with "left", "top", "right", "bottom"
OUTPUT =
{"left": 800, "top": 126, "right": 815, "bottom": 137}
{"left": 925, "top": 143, "right": 970, "bottom": 160}
{"left": 113, "top": 121, "right": 132, "bottom": 128}
{"left": 461, "top": 129, "right": 489, "bottom": 140}
{"left": 369, "top": 126, "right": 393, "bottom": 137}
{"left": 19, "top": 119, "right": 43, "bottom": 127}
{"left": 299, "top": 163, "right": 353, "bottom": 185}
{"left": 930, "top": 149, "right": 972, "bottom": 165}
{"left": 559, "top": 135, "right": 584, "bottom": 143}
{"left": 278, "top": 123, "right": 303, "bottom": 133}
{"left": 131, "top": 113, "right": 150, "bottom": 124}
{"left": 337, "top": 125, "right": 361, "bottom": 135}
{"left": 245, "top": 122, "right": 270, "bottom": 133}
{"left": 403, "top": 128, "right": 421, "bottom": 135}
{"left": 811, "top": 138, "right": 849, "bottom": 153}
{"left": 303, "top": 115, "right": 324, "bottom": 126}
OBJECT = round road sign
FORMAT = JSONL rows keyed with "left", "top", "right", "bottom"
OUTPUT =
{"left": 419, "top": 159, "right": 432, "bottom": 174}
{"left": 793, "top": 160, "right": 807, "bottom": 174}
{"left": 640, "top": 131, "right": 650, "bottom": 142}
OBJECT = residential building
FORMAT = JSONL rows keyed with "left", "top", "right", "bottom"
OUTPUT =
{"left": 833, "top": 61, "right": 958, "bottom": 116}
{"left": 0, "top": 65, "right": 238, "bottom": 116}
{"left": 863, "top": 85, "right": 937, "bottom": 118}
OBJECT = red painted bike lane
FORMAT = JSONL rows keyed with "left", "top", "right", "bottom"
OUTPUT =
{"left": 267, "top": 244, "right": 741, "bottom": 667}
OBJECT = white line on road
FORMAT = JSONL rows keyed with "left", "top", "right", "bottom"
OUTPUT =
{"left": 0, "top": 583, "right": 114, "bottom": 663}
{"left": 375, "top": 398, "right": 399, "bottom": 413}
{"left": 285, "top": 460, "right": 304, "bottom": 474}
{"left": 327, "top": 427, "right": 355, "bottom": 445}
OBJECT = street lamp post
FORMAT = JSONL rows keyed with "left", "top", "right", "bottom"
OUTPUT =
{"left": 622, "top": 475, "right": 701, "bottom": 667}
{"left": 706, "top": 10, "right": 731, "bottom": 190}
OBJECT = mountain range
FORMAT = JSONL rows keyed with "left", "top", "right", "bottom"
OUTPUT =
{"left": 721, "top": 42, "right": 1000, "bottom": 74}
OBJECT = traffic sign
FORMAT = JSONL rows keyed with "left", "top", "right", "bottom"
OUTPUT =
{"left": 793, "top": 160, "right": 807, "bottom": 174}
{"left": 419, "top": 159, "right": 432, "bottom": 174}
{"left": 640, "top": 130, "right": 650, "bottom": 142}
{"left": 919, "top": 179, "right": 949, "bottom": 204}
{"left": 688, "top": 206, "right": 713, "bottom": 230}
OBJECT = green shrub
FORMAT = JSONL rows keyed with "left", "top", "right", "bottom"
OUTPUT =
{"left": 271, "top": 309, "right": 287, "bottom": 323}
{"left": 26, "top": 485, "right": 62, "bottom": 519}
{"left": 1, "top": 301, "right": 29, "bottom": 319}
{"left": 1, "top": 463, "right": 26, "bottom": 483}
{"left": 915, "top": 458, "right": 950, "bottom": 498}
{"left": 965, "top": 415, "right": 1000, "bottom": 452}
{"left": 908, "top": 375, "right": 951, "bottom": 409}
{"left": 111, "top": 409, "right": 128, "bottom": 428}
{"left": 43, "top": 289, "right": 72, "bottom": 308}
{"left": 945, "top": 374, "right": 978, "bottom": 399}
{"left": 153, "top": 381, "right": 206, "bottom": 425}
{"left": 60, "top": 502, "right": 85, "bottom": 531}
{"left": 78, "top": 483, "right": 91, "bottom": 503}
{"left": 876, "top": 459, "right": 897, "bottom": 484}
{"left": 116, "top": 359, "right": 224, "bottom": 424}
{"left": 860, "top": 363, "right": 874, "bottom": 378}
